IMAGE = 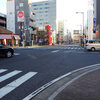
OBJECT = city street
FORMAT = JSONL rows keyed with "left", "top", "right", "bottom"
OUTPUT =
{"left": 0, "top": 46, "right": 100, "bottom": 100}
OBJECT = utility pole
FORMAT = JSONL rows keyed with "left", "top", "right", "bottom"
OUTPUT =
{"left": 76, "top": 12, "right": 85, "bottom": 47}
{"left": 20, "top": 22, "right": 23, "bottom": 42}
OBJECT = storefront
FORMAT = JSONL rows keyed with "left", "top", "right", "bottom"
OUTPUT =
{"left": 0, "top": 28, "right": 20, "bottom": 46}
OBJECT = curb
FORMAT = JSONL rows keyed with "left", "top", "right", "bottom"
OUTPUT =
{"left": 23, "top": 63, "right": 100, "bottom": 100}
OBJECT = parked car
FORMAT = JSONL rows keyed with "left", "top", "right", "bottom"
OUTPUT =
{"left": 86, "top": 40, "right": 100, "bottom": 51}
{"left": 0, "top": 44, "right": 14, "bottom": 58}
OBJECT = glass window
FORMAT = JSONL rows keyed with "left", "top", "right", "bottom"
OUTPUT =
{"left": 32, "top": 5, "right": 37, "bottom": 6}
{"left": 45, "top": 3, "right": 49, "bottom": 5}
{"left": 45, "top": 11, "right": 48, "bottom": 13}
{"left": 39, "top": 4, "right": 44, "bottom": 6}
{"left": 44, "top": 7, "right": 49, "bottom": 9}
{"left": 40, "top": 19, "right": 43, "bottom": 21}
{"left": 40, "top": 8, "right": 42, "bottom": 10}
{"left": 89, "top": 41, "right": 94, "bottom": 43}
{"left": 34, "top": 8, "right": 38, "bottom": 10}
{"left": 40, "top": 23, "right": 42, "bottom": 25}
{"left": 39, "top": 11, "right": 44, "bottom": 13}
{"left": 16, "top": 6, "right": 19, "bottom": 10}
{"left": 19, "top": 3, "right": 24, "bottom": 7}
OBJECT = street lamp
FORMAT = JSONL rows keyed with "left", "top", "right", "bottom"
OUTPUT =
{"left": 76, "top": 12, "right": 85, "bottom": 47}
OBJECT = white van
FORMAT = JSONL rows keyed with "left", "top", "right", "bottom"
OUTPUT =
{"left": 86, "top": 40, "right": 100, "bottom": 51}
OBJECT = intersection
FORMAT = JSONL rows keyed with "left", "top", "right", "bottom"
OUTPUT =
{"left": 0, "top": 46, "right": 100, "bottom": 100}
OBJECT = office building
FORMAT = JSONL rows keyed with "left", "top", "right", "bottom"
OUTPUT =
{"left": 87, "top": 0, "right": 94, "bottom": 40}
{"left": 7, "top": 0, "right": 35, "bottom": 42}
{"left": 31, "top": 0, "right": 56, "bottom": 31}
{"left": 32, "top": 0, "right": 70, "bottom": 44}
{"left": 94, "top": 0, "right": 100, "bottom": 39}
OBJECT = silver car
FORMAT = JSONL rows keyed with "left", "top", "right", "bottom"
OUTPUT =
{"left": 86, "top": 40, "right": 100, "bottom": 51}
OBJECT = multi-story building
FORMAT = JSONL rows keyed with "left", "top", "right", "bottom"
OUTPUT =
{"left": 94, "top": 0, "right": 100, "bottom": 39}
{"left": 73, "top": 30, "right": 80, "bottom": 43}
{"left": 31, "top": 0, "right": 70, "bottom": 44}
{"left": 31, "top": 0, "right": 56, "bottom": 32}
{"left": 7, "top": 0, "right": 35, "bottom": 42}
{"left": 58, "top": 21, "right": 65, "bottom": 43}
{"left": 0, "top": 13, "right": 6, "bottom": 29}
{"left": 87, "top": 0, "right": 94, "bottom": 40}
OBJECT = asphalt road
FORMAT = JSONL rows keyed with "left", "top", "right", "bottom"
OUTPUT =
{"left": 0, "top": 46, "right": 100, "bottom": 100}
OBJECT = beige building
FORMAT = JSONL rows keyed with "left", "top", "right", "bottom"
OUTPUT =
{"left": 58, "top": 21, "right": 65, "bottom": 43}
{"left": 73, "top": 30, "right": 81, "bottom": 43}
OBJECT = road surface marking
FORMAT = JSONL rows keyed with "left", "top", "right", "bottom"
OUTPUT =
{"left": 70, "top": 48, "right": 73, "bottom": 49}
{"left": 14, "top": 53, "right": 20, "bottom": 56}
{"left": 74, "top": 48, "right": 77, "bottom": 49}
{"left": 23, "top": 63, "right": 100, "bottom": 100}
{"left": 0, "top": 70, "right": 22, "bottom": 82}
{"left": 0, "top": 72, "right": 37, "bottom": 99}
{"left": 67, "top": 47, "right": 70, "bottom": 49}
{"left": 51, "top": 50, "right": 59, "bottom": 53}
{"left": 0, "top": 69, "right": 7, "bottom": 74}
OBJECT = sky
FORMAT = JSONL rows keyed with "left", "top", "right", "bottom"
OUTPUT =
{"left": 0, "top": 0, "right": 88, "bottom": 30}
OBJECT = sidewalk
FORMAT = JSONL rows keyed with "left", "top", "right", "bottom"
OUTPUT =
{"left": 31, "top": 64, "right": 100, "bottom": 100}
{"left": 12, "top": 44, "right": 81, "bottom": 49}
{"left": 54, "top": 68, "right": 100, "bottom": 100}
{"left": 12, "top": 45, "right": 49, "bottom": 48}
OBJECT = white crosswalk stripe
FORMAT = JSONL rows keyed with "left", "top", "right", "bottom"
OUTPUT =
{"left": 0, "top": 70, "right": 22, "bottom": 82}
{"left": 0, "top": 69, "right": 7, "bottom": 74}
{"left": 0, "top": 69, "right": 37, "bottom": 99}
{"left": 34, "top": 46, "right": 84, "bottom": 50}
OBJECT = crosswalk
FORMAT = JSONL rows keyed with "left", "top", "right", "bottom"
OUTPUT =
{"left": 0, "top": 69, "right": 37, "bottom": 99}
{"left": 35, "top": 46, "right": 84, "bottom": 50}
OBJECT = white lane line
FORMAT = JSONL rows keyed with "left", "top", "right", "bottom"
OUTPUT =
{"left": 14, "top": 53, "right": 20, "bottom": 56}
{"left": 0, "top": 70, "right": 22, "bottom": 82}
{"left": 0, "top": 69, "right": 7, "bottom": 74}
{"left": 74, "top": 48, "right": 78, "bottom": 49}
{"left": 67, "top": 47, "right": 70, "bottom": 49}
{"left": 70, "top": 48, "right": 74, "bottom": 49}
{"left": 0, "top": 72, "right": 37, "bottom": 99}
{"left": 51, "top": 50, "right": 59, "bottom": 53}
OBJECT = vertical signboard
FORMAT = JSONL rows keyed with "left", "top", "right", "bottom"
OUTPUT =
{"left": 17, "top": 11, "right": 24, "bottom": 22}
{"left": 45, "top": 25, "right": 51, "bottom": 45}
{"left": 93, "top": 18, "right": 96, "bottom": 33}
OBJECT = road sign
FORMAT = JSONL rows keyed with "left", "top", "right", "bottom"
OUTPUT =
{"left": 17, "top": 11, "right": 24, "bottom": 22}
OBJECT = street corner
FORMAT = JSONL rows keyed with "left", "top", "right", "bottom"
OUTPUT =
{"left": 53, "top": 68, "right": 100, "bottom": 100}
{"left": 49, "top": 64, "right": 100, "bottom": 100}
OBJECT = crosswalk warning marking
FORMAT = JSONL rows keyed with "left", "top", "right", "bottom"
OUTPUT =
{"left": 0, "top": 72, "right": 37, "bottom": 99}
{"left": 0, "top": 69, "right": 7, "bottom": 74}
{"left": 0, "top": 70, "right": 22, "bottom": 82}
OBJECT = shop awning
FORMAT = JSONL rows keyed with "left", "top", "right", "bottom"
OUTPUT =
{"left": 13, "top": 35, "right": 20, "bottom": 40}
{"left": 0, "top": 35, "right": 12, "bottom": 39}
